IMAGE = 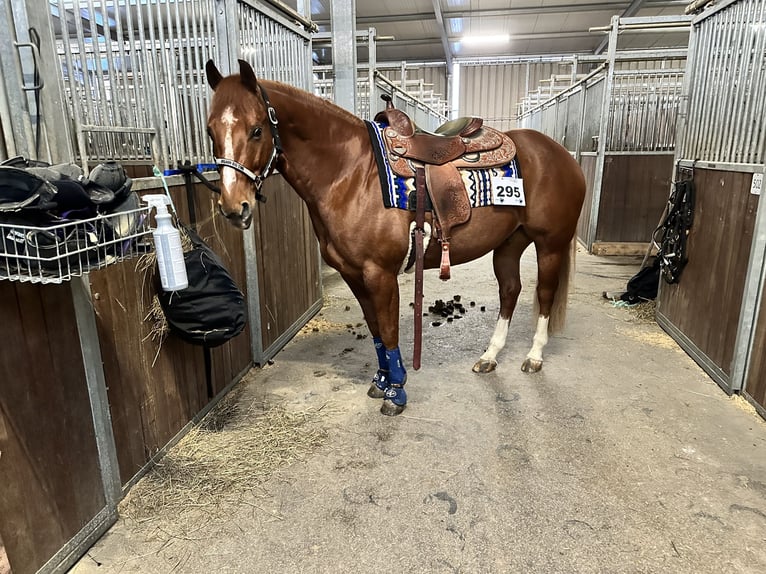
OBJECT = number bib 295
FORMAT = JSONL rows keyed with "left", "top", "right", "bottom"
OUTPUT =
{"left": 491, "top": 176, "right": 526, "bottom": 206}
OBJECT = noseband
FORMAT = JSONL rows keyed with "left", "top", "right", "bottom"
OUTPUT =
{"left": 214, "top": 83, "right": 282, "bottom": 203}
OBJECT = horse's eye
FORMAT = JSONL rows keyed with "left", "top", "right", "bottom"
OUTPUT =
{"left": 206, "top": 126, "right": 214, "bottom": 140}
{"left": 250, "top": 126, "right": 263, "bottom": 140}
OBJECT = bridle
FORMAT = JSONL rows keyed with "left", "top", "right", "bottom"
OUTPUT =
{"left": 214, "top": 83, "right": 282, "bottom": 203}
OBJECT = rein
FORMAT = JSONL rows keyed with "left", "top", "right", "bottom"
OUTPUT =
{"left": 214, "top": 83, "right": 282, "bottom": 203}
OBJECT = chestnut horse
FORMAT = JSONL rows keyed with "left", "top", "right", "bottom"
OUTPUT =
{"left": 205, "top": 59, "right": 585, "bottom": 416}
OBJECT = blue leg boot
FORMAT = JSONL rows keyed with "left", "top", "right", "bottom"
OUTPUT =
{"left": 368, "top": 337, "right": 390, "bottom": 399}
{"left": 380, "top": 347, "right": 407, "bottom": 416}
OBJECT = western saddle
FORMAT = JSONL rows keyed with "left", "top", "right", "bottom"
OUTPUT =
{"left": 374, "top": 95, "right": 517, "bottom": 280}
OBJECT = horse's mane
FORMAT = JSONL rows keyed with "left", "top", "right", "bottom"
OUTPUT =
{"left": 266, "top": 80, "right": 364, "bottom": 124}
{"left": 217, "top": 75, "right": 365, "bottom": 127}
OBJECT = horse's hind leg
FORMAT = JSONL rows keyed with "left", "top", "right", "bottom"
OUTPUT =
{"left": 473, "top": 232, "right": 531, "bottom": 373}
{"left": 521, "top": 240, "right": 571, "bottom": 373}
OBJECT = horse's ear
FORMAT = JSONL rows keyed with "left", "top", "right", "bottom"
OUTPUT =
{"left": 206, "top": 59, "right": 223, "bottom": 91}
{"left": 238, "top": 59, "right": 259, "bottom": 93}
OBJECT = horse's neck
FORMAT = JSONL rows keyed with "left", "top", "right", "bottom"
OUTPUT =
{"left": 268, "top": 83, "right": 372, "bottom": 205}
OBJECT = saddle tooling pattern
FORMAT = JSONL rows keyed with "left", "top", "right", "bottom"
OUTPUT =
{"left": 366, "top": 120, "right": 521, "bottom": 211}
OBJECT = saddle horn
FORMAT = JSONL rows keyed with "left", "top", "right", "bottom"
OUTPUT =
{"left": 381, "top": 93, "right": 394, "bottom": 110}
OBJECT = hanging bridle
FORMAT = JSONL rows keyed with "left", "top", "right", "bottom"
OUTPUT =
{"left": 214, "top": 83, "right": 282, "bottom": 203}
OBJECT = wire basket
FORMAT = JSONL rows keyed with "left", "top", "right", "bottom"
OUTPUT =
{"left": 0, "top": 206, "right": 153, "bottom": 284}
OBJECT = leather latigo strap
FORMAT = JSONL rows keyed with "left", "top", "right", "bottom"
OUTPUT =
{"left": 412, "top": 167, "right": 427, "bottom": 370}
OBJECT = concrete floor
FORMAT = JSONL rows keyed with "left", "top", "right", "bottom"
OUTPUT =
{"left": 70, "top": 248, "right": 766, "bottom": 574}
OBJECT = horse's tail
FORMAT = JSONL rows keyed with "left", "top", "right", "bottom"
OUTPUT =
{"left": 540, "top": 237, "right": 575, "bottom": 334}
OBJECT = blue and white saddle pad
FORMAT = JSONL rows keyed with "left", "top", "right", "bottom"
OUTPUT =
{"left": 365, "top": 120, "right": 523, "bottom": 210}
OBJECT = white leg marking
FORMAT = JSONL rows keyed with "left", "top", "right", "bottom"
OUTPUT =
{"left": 220, "top": 106, "right": 238, "bottom": 190}
{"left": 480, "top": 317, "right": 510, "bottom": 363}
{"left": 526, "top": 316, "right": 549, "bottom": 362}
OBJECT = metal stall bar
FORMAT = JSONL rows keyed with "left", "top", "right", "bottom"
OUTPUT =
{"left": 16, "top": 0, "right": 72, "bottom": 164}
{"left": 53, "top": 0, "right": 89, "bottom": 166}
{"left": 110, "top": 0, "right": 136, "bottom": 162}
{"left": 151, "top": 0, "right": 178, "bottom": 165}
{"left": 739, "top": 171, "right": 766, "bottom": 417}
{"left": 720, "top": 0, "right": 753, "bottom": 163}
{"left": 0, "top": 0, "right": 37, "bottom": 159}
{"left": 711, "top": 2, "right": 741, "bottom": 162}
{"left": 76, "top": 2, "right": 107, "bottom": 162}
{"left": 365, "top": 28, "right": 377, "bottom": 120}
{"left": 374, "top": 72, "right": 448, "bottom": 130}
{"left": 587, "top": 15, "right": 619, "bottom": 250}
{"left": 726, "top": 0, "right": 766, "bottom": 392}
{"left": 51, "top": 0, "right": 225, "bottom": 170}
{"left": 606, "top": 69, "right": 684, "bottom": 152}
{"left": 731, "top": 165, "right": 766, "bottom": 393}
{"left": 84, "top": 0, "right": 114, "bottom": 162}
{"left": 189, "top": 0, "right": 208, "bottom": 162}
{"left": 665, "top": 0, "right": 766, "bottom": 396}
{"left": 685, "top": 5, "right": 718, "bottom": 161}
{"left": 680, "top": 0, "right": 765, "bottom": 168}
{"left": 215, "top": 0, "right": 259, "bottom": 364}
{"left": 737, "top": 1, "right": 766, "bottom": 165}
{"left": 228, "top": 0, "right": 317, "bottom": 365}
{"left": 133, "top": 0, "right": 163, "bottom": 164}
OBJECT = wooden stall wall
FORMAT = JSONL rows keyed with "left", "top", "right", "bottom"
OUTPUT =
{"left": 0, "top": 282, "right": 106, "bottom": 574}
{"left": 594, "top": 154, "right": 674, "bottom": 246}
{"left": 657, "top": 168, "right": 759, "bottom": 384}
{"left": 744, "top": 271, "right": 766, "bottom": 414}
{"left": 1, "top": 534, "right": 9, "bottom": 574}
{"left": 186, "top": 182, "right": 253, "bottom": 394}
{"left": 89, "top": 181, "right": 252, "bottom": 485}
{"left": 254, "top": 175, "right": 322, "bottom": 355}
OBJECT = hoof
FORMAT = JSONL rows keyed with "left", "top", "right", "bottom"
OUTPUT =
{"left": 521, "top": 358, "right": 543, "bottom": 373}
{"left": 367, "top": 383, "right": 386, "bottom": 399}
{"left": 472, "top": 359, "right": 498, "bottom": 373}
{"left": 381, "top": 399, "right": 406, "bottom": 416}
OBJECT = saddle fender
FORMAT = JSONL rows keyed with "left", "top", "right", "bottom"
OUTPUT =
{"left": 424, "top": 163, "right": 471, "bottom": 280}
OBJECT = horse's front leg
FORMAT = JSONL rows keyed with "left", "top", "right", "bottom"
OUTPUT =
{"left": 345, "top": 280, "right": 392, "bottom": 399}
{"left": 347, "top": 268, "right": 407, "bottom": 416}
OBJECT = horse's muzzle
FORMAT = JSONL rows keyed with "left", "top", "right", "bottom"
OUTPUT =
{"left": 219, "top": 202, "right": 253, "bottom": 230}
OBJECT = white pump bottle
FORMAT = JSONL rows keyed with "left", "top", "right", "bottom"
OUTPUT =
{"left": 143, "top": 194, "right": 188, "bottom": 291}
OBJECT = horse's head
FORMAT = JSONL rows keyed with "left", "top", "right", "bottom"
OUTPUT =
{"left": 205, "top": 59, "right": 280, "bottom": 229}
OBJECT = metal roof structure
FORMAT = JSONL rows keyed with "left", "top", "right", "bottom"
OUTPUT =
{"left": 308, "top": 0, "right": 694, "bottom": 65}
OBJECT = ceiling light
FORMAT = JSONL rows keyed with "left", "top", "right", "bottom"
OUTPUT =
{"left": 460, "top": 34, "right": 511, "bottom": 45}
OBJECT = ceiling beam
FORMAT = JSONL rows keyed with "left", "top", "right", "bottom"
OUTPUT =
{"left": 368, "top": 31, "right": 602, "bottom": 48}
{"left": 431, "top": 0, "right": 452, "bottom": 69}
{"left": 594, "top": 0, "right": 646, "bottom": 54}
{"left": 312, "top": 1, "right": 687, "bottom": 26}
{"left": 312, "top": 24, "right": 688, "bottom": 49}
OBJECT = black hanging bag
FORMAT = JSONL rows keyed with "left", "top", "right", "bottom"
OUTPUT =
{"left": 157, "top": 223, "right": 246, "bottom": 348}
{"left": 620, "top": 256, "right": 661, "bottom": 304}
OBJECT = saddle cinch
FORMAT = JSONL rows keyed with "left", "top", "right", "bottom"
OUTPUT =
{"left": 374, "top": 96, "right": 517, "bottom": 280}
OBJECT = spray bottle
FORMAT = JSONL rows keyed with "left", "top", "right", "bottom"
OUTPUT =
{"left": 143, "top": 194, "right": 188, "bottom": 291}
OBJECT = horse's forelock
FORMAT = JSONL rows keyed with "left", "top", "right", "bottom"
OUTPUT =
{"left": 210, "top": 76, "right": 263, "bottom": 117}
